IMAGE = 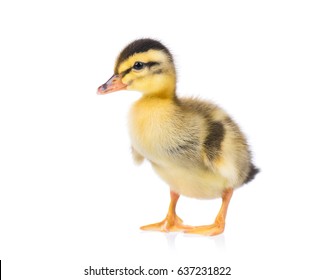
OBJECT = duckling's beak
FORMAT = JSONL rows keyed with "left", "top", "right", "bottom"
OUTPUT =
{"left": 97, "top": 74, "right": 127, "bottom": 95}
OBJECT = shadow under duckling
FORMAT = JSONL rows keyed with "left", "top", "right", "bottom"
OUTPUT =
{"left": 98, "top": 38, "right": 259, "bottom": 236}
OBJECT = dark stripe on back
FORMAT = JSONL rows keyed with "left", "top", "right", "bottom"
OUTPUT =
{"left": 204, "top": 121, "right": 225, "bottom": 161}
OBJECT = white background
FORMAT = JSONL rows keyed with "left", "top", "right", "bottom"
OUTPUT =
{"left": 1, "top": 0, "right": 313, "bottom": 279}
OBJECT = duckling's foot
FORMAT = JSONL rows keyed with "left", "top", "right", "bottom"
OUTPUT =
{"left": 140, "top": 215, "right": 193, "bottom": 232}
{"left": 184, "top": 188, "right": 234, "bottom": 236}
{"left": 141, "top": 191, "right": 193, "bottom": 232}
{"left": 184, "top": 222, "right": 225, "bottom": 236}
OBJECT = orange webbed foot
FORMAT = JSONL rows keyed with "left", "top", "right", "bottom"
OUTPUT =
{"left": 184, "top": 188, "right": 233, "bottom": 236}
{"left": 140, "top": 215, "right": 193, "bottom": 232}
{"left": 140, "top": 191, "right": 194, "bottom": 232}
{"left": 184, "top": 222, "right": 225, "bottom": 236}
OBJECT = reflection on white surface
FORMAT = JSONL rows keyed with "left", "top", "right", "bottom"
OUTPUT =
{"left": 164, "top": 232, "right": 226, "bottom": 251}
{"left": 139, "top": 231, "right": 226, "bottom": 252}
{"left": 165, "top": 232, "right": 178, "bottom": 251}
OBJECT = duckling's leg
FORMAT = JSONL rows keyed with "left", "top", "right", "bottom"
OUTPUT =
{"left": 140, "top": 191, "right": 193, "bottom": 232}
{"left": 185, "top": 188, "right": 233, "bottom": 236}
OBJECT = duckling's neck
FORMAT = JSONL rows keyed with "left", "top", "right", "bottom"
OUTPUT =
{"left": 143, "top": 89, "right": 176, "bottom": 100}
{"left": 142, "top": 73, "right": 177, "bottom": 99}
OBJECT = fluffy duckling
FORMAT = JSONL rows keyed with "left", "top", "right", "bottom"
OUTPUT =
{"left": 97, "top": 38, "right": 259, "bottom": 235}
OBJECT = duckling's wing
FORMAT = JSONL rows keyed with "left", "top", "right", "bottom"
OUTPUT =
{"left": 131, "top": 146, "right": 144, "bottom": 165}
{"left": 178, "top": 97, "right": 226, "bottom": 166}
{"left": 179, "top": 97, "right": 259, "bottom": 185}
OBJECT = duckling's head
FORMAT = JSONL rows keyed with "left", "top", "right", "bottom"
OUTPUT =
{"left": 98, "top": 39, "right": 176, "bottom": 98}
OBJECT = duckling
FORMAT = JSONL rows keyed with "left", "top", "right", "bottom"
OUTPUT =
{"left": 97, "top": 38, "right": 259, "bottom": 236}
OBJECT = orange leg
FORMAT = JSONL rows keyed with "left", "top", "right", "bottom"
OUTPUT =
{"left": 185, "top": 188, "right": 234, "bottom": 236}
{"left": 140, "top": 191, "right": 193, "bottom": 232}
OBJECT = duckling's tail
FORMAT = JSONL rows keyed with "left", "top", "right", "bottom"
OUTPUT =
{"left": 244, "top": 164, "right": 260, "bottom": 184}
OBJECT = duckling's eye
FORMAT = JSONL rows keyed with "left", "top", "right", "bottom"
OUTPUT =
{"left": 133, "top": 61, "right": 144, "bottom": 70}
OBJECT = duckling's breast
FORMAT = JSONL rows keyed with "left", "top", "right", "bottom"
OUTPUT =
{"left": 128, "top": 98, "right": 204, "bottom": 167}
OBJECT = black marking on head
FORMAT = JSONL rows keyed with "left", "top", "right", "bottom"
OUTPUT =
{"left": 121, "top": 67, "right": 132, "bottom": 77}
{"left": 204, "top": 121, "right": 225, "bottom": 161}
{"left": 120, "top": 61, "right": 161, "bottom": 78}
{"left": 145, "top": 61, "right": 160, "bottom": 68}
{"left": 152, "top": 69, "right": 163, "bottom": 74}
{"left": 244, "top": 164, "right": 260, "bottom": 184}
{"left": 114, "top": 38, "right": 173, "bottom": 73}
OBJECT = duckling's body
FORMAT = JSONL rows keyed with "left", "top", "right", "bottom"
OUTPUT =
{"left": 129, "top": 96, "right": 252, "bottom": 199}
{"left": 98, "top": 38, "right": 259, "bottom": 235}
